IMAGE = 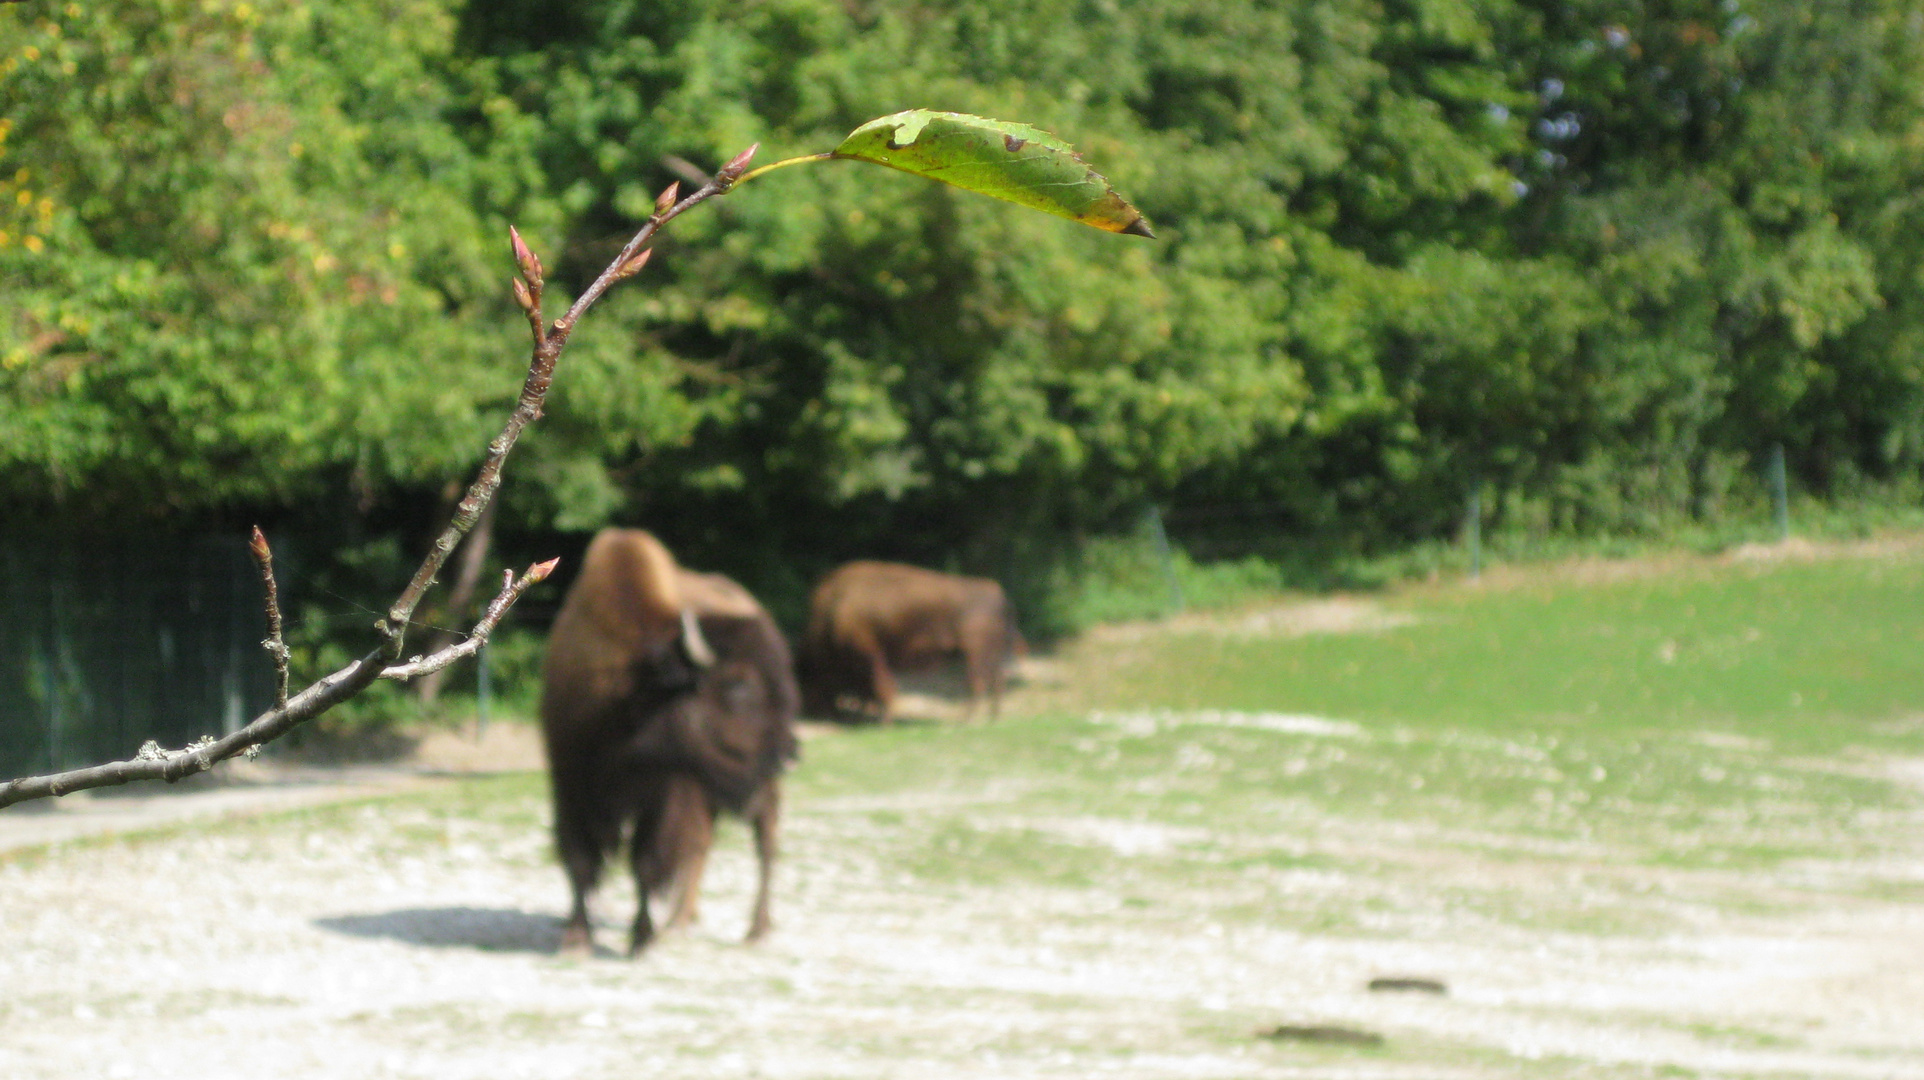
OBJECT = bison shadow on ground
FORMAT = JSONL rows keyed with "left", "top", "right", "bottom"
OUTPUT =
{"left": 315, "top": 907, "right": 569, "bottom": 955}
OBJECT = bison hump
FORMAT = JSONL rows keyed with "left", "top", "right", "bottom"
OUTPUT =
{"left": 677, "top": 569, "right": 767, "bottom": 619}
{"left": 561, "top": 529, "right": 687, "bottom": 658}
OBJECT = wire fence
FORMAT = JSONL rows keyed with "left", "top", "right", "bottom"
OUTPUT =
{"left": 0, "top": 533, "right": 275, "bottom": 780}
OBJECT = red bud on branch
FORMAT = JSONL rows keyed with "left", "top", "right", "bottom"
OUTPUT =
{"left": 654, "top": 182, "right": 681, "bottom": 218}
{"left": 527, "top": 557, "right": 561, "bottom": 583}
{"left": 716, "top": 143, "right": 760, "bottom": 186}
{"left": 614, "top": 248, "right": 654, "bottom": 280}
{"left": 509, "top": 225, "right": 543, "bottom": 292}
{"left": 512, "top": 276, "right": 535, "bottom": 314}
{"left": 248, "top": 526, "right": 270, "bottom": 562}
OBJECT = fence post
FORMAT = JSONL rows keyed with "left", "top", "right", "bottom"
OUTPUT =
{"left": 1465, "top": 484, "right": 1482, "bottom": 579}
{"left": 1768, "top": 442, "right": 1790, "bottom": 541}
{"left": 222, "top": 644, "right": 245, "bottom": 737}
{"left": 1145, "top": 505, "right": 1186, "bottom": 614}
{"left": 44, "top": 579, "right": 65, "bottom": 772}
{"left": 474, "top": 641, "right": 491, "bottom": 741}
{"left": 40, "top": 635, "right": 59, "bottom": 773}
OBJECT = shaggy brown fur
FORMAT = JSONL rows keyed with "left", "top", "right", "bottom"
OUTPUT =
{"left": 540, "top": 529, "right": 799, "bottom": 956}
{"left": 798, "top": 560, "right": 1023, "bottom": 724}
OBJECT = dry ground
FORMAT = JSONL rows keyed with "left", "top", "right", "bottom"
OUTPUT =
{"left": 4, "top": 740, "right": 1921, "bottom": 1080}
{"left": 4, "top": 551, "right": 1924, "bottom": 1079}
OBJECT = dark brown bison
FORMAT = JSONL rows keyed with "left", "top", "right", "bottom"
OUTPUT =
{"left": 798, "top": 561, "right": 1023, "bottom": 724}
{"left": 540, "top": 529, "right": 799, "bottom": 956}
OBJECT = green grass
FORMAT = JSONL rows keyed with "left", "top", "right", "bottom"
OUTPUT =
{"left": 1081, "top": 550, "right": 1924, "bottom": 753}
{"left": 794, "top": 713, "right": 1899, "bottom": 928}
{"left": 789, "top": 542, "right": 1924, "bottom": 916}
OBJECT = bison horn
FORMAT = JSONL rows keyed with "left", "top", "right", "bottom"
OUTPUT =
{"left": 679, "top": 607, "right": 716, "bottom": 668}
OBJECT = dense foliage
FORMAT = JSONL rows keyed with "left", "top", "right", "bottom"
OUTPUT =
{"left": 7, "top": 0, "right": 1924, "bottom": 623}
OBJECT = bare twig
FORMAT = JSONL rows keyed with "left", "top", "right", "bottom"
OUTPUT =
{"left": 0, "top": 558, "right": 558, "bottom": 809}
{"left": 382, "top": 559, "right": 557, "bottom": 682}
{"left": 660, "top": 154, "right": 711, "bottom": 187}
{"left": 0, "top": 648, "right": 388, "bottom": 808}
{"left": 381, "top": 151, "right": 754, "bottom": 646}
{"left": 415, "top": 499, "right": 498, "bottom": 704}
{"left": 248, "top": 526, "right": 291, "bottom": 708}
{"left": 0, "top": 146, "right": 761, "bottom": 810}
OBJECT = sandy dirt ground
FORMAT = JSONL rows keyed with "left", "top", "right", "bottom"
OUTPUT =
{"left": 5, "top": 586, "right": 1924, "bottom": 1078}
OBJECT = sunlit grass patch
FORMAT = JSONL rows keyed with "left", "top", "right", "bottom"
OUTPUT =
{"left": 1069, "top": 547, "right": 1924, "bottom": 756}
{"left": 906, "top": 820, "right": 1113, "bottom": 888}
{"left": 249, "top": 709, "right": 1849, "bottom": 939}
{"left": 795, "top": 705, "right": 1914, "bottom": 919}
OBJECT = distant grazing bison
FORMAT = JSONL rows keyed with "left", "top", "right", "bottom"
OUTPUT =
{"left": 539, "top": 529, "right": 799, "bottom": 956}
{"left": 799, "top": 561, "right": 1023, "bottom": 724}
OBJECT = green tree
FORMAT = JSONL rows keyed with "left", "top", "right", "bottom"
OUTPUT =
{"left": 1508, "top": 0, "right": 1923, "bottom": 516}
{"left": 0, "top": 0, "right": 532, "bottom": 520}
{"left": 18, "top": 0, "right": 1924, "bottom": 629}
{"left": 452, "top": 0, "right": 1557, "bottom": 600}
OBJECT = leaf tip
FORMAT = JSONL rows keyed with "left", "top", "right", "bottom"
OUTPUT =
{"left": 1121, "top": 217, "right": 1157, "bottom": 239}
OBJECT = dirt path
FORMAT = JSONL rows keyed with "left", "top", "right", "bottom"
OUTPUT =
{"left": 7, "top": 723, "right": 1924, "bottom": 1079}
{"left": 0, "top": 724, "right": 542, "bottom": 854}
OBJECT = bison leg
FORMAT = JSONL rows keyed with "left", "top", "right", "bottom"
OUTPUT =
{"left": 559, "top": 839, "right": 601, "bottom": 954}
{"left": 982, "top": 646, "right": 1008, "bottom": 723}
{"left": 961, "top": 646, "right": 991, "bottom": 723}
{"left": 626, "top": 774, "right": 716, "bottom": 956}
{"left": 553, "top": 789, "right": 609, "bottom": 957}
{"left": 959, "top": 615, "right": 1013, "bottom": 723}
{"left": 862, "top": 647, "right": 898, "bottom": 725}
{"left": 623, "top": 781, "right": 671, "bottom": 956}
{"left": 660, "top": 774, "right": 715, "bottom": 933}
{"left": 798, "top": 647, "right": 844, "bottom": 721}
{"left": 560, "top": 887, "right": 596, "bottom": 957}
{"left": 837, "top": 627, "right": 897, "bottom": 724}
{"left": 745, "top": 780, "right": 781, "bottom": 942}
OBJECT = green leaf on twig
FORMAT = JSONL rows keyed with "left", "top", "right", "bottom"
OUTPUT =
{"left": 828, "top": 110, "right": 1153, "bottom": 237}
